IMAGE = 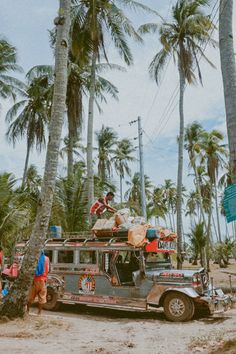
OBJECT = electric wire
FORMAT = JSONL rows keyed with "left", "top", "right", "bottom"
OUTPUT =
{"left": 144, "top": 0, "right": 221, "bottom": 146}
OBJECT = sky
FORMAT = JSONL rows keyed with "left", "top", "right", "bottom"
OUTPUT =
{"left": 0, "top": 0, "right": 235, "bottom": 235}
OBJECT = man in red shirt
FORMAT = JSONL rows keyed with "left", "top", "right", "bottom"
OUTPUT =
{"left": 90, "top": 192, "right": 116, "bottom": 224}
{"left": 27, "top": 251, "right": 50, "bottom": 315}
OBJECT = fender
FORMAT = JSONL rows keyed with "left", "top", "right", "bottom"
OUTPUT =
{"left": 47, "top": 274, "right": 64, "bottom": 290}
{"left": 147, "top": 284, "right": 200, "bottom": 307}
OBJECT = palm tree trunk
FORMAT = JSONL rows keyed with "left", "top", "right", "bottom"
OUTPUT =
{"left": 21, "top": 140, "right": 31, "bottom": 187}
{"left": 86, "top": 49, "right": 97, "bottom": 223}
{"left": 176, "top": 60, "right": 185, "bottom": 269}
{"left": 171, "top": 209, "right": 175, "bottom": 230}
{"left": 225, "top": 218, "right": 229, "bottom": 238}
{"left": 68, "top": 120, "right": 74, "bottom": 178}
{"left": 206, "top": 183, "right": 214, "bottom": 271}
{"left": 168, "top": 211, "right": 173, "bottom": 229}
{"left": 0, "top": 0, "right": 71, "bottom": 318}
{"left": 219, "top": 0, "right": 236, "bottom": 183}
{"left": 212, "top": 214, "right": 219, "bottom": 242}
{"left": 214, "top": 181, "right": 222, "bottom": 242}
{"left": 193, "top": 165, "right": 207, "bottom": 230}
{"left": 120, "top": 174, "right": 123, "bottom": 204}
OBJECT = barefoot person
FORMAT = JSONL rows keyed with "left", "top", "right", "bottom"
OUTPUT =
{"left": 27, "top": 251, "right": 50, "bottom": 315}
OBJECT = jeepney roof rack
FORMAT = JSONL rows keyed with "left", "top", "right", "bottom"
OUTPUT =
{"left": 63, "top": 237, "right": 95, "bottom": 245}
{"left": 45, "top": 238, "right": 66, "bottom": 245}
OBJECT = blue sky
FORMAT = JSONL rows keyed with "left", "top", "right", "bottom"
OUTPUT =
{"left": 0, "top": 0, "right": 235, "bottom": 234}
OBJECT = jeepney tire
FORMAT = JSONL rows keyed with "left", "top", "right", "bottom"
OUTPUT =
{"left": 163, "top": 292, "right": 195, "bottom": 322}
{"left": 43, "top": 287, "right": 60, "bottom": 311}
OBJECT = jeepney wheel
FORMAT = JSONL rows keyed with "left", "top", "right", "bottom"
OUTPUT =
{"left": 43, "top": 287, "right": 60, "bottom": 311}
{"left": 163, "top": 292, "right": 195, "bottom": 322}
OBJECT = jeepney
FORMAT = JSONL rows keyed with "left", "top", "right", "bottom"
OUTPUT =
{"left": 16, "top": 233, "right": 231, "bottom": 322}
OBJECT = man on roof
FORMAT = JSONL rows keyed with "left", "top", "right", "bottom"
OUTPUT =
{"left": 90, "top": 191, "right": 117, "bottom": 224}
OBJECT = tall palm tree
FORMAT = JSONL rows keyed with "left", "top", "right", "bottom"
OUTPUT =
{"left": 6, "top": 71, "right": 53, "bottom": 186}
{"left": 199, "top": 130, "right": 228, "bottom": 244}
{"left": 66, "top": 58, "right": 122, "bottom": 177}
{"left": 184, "top": 122, "right": 208, "bottom": 229}
{"left": 0, "top": 37, "right": 25, "bottom": 102}
{"left": 0, "top": 0, "right": 71, "bottom": 318}
{"left": 113, "top": 138, "right": 136, "bottom": 204}
{"left": 185, "top": 190, "right": 199, "bottom": 228}
{"left": 162, "top": 179, "right": 177, "bottom": 230}
{"left": 219, "top": 0, "right": 236, "bottom": 183}
{"left": 29, "top": 61, "right": 120, "bottom": 178}
{"left": 96, "top": 125, "right": 118, "bottom": 184}
{"left": 72, "top": 0, "right": 153, "bottom": 219}
{"left": 139, "top": 0, "right": 215, "bottom": 268}
{"left": 125, "top": 172, "right": 153, "bottom": 216}
{"left": 149, "top": 186, "right": 167, "bottom": 224}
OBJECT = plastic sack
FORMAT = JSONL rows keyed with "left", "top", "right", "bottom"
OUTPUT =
{"left": 128, "top": 224, "right": 148, "bottom": 247}
{"left": 132, "top": 216, "right": 146, "bottom": 225}
{"left": 118, "top": 222, "right": 133, "bottom": 231}
{"left": 117, "top": 208, "right": 130, "bottom": 216}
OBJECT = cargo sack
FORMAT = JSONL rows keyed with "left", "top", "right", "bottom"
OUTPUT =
{"left": 115, "top": 208, "right": 130, "bottom": 226}
{"left": 92, "top": 218, "right": 116, "bottom": 237}
{"left": 128, "top": 224, "right": 148, "bottom": 247}
{"left": 132, "top": 216, "right": 146, "bottom": 225}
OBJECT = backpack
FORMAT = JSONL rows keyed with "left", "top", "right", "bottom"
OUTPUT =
{"left": 35, "top": 253, "right": 45, "bottom": 276}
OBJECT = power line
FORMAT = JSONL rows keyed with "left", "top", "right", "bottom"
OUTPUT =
{"left": 146, "top": 0, "right": 220, "bottom": 144}
{"left": 142, "top": 0, "right": 174, "bottom": 129}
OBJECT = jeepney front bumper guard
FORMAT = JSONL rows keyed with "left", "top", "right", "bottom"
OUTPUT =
{"left": 200, "top": 288, "right": 232, "bottom": 314}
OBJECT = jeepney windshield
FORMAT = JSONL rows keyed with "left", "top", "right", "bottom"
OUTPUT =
{"left": 144, "top": 252, "right": 171, "bottom": 269}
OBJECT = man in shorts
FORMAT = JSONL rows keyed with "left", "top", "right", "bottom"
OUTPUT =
{"left": 27, "top": 251, "right": 50, "bottom": 315}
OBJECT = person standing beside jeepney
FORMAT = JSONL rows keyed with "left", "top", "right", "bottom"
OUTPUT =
{"left": 27, "top": 251, "right": 50, "bottom": 315}
{"left": 90, "top": 192, "right": 117, "bottom": 224}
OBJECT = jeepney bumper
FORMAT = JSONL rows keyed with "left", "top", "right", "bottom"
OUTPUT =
{"left": 201, "top": 288, "right": 232, "bottom": 314}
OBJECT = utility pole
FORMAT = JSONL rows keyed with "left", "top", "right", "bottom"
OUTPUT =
{"left": 129, "top": 117, "right": 147, "bottom": 220}
{"left": 138, "top": 116, "right": 147, "bottom": 220}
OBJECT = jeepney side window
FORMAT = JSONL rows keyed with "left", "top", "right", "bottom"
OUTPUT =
{"left": 58, "top": 250, "right": 74, "bottom": 263}
{"left": 44, "top": 250, "right": 53, "bottom": 262}
{"left": 79, "top": 251, "right": 96, "bottom": 264}
{"left": 101, "top": 252, "right": 113, "bottom": 274}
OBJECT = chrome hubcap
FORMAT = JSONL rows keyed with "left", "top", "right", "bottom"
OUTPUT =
{"left": 169, "top": 298, "right": 185, "bottom": 317}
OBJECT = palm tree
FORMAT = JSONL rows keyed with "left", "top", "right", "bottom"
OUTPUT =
{"left": 0, "top": 0, "right": 71, "bottom": 318}
{"left": 6, "top": 71, "right": 53, "bottom": 186}
{"left": 184, "top": 122, "right": 208, "bottom": 229}
{"left": 187, "top": 222, "right": 206, "bottom": 266}
{"left": 125, "top": 173, "right": 153, "bottom": 216}
{"left": 139, "top": 0, "right": 215, "bottom": 268}
{"left": 162, "top": 179, "right": 177, "bottom": 230}
{"left": 149, "top": 186, "right": 167, "bottom": 224}
{"left": 0, "top": 37, "right": 25, "bottom": 102}
{"left": 199, "top": 130, "right": 228, "bottom": 244}
{"left": 66, "top": 56, "right": 122, "bottom": 178}
{"left": 96, "top": 125, "right": 118, "bottom": 184}
{"left": 185, "top": 190, "right": 199, "bottom": 228}
{"left": 51, "top": 161, "right": 88, "bottom": 232}
{"left": 219, "top": 0, "right": 236, "bottom": 183}
{"left": 113, "top": 138, "right": 136, "bottom": 204}
{"left": 0, "top": 173, "right": 29, "bottom": 250}
{"left": 72, "top": 0, "right": 152, "bottom": 219}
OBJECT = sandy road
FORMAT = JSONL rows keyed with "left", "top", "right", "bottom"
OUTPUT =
{"left": 0, "top": 304, "right": 236, "bottom": 354}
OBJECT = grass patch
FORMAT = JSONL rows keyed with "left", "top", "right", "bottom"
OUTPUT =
{"left": 209, "top": 339, "right": 236, "bottom": 354}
